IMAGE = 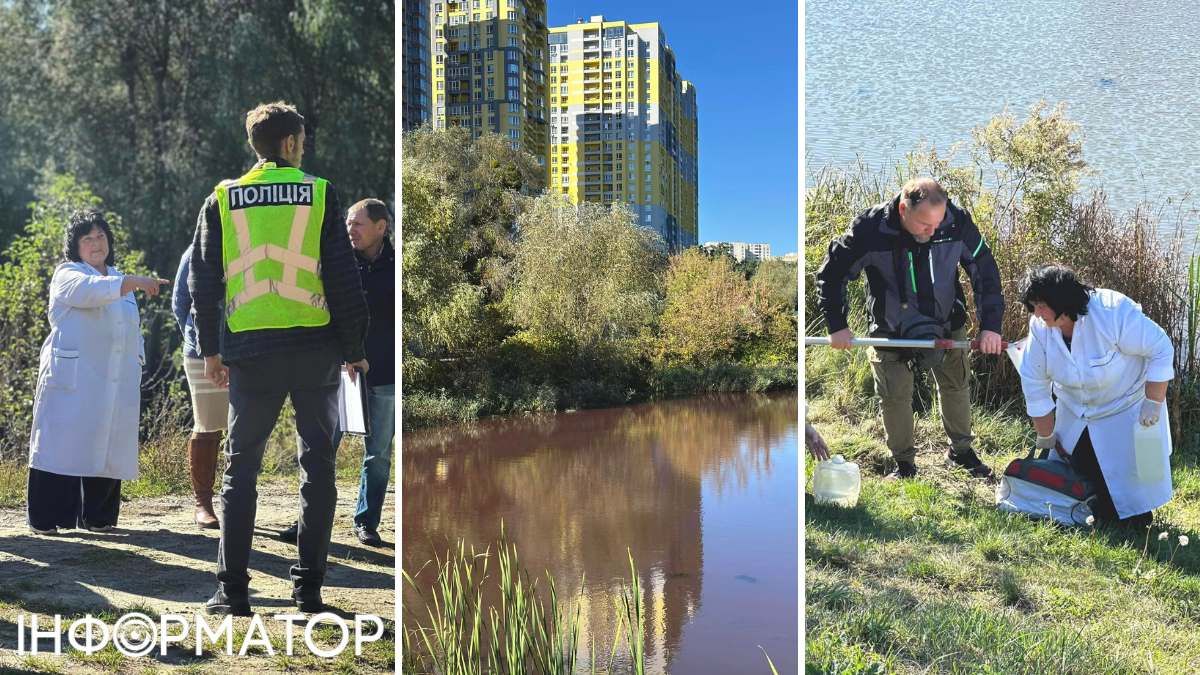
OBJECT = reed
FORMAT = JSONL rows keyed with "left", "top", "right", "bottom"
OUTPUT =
{"left": 403, "top": 537, "right": 645, "bottom": 674}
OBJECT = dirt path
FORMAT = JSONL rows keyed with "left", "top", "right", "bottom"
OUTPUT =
{"left": 0, "top": 480, "right": 395, "bottom": 673}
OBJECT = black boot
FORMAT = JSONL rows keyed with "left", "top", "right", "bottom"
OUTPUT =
{"left": 279, "top": 521, "right": 299, "bottom": 543}
{"left": 205, "top": 586, "right": 252, "bottom": 617}
{"left": 293, "top": 584, "right": 326, "bottom": 613}
{"left": 946, "top": 447, "right": 994, "bottom": 480}
{"left": 885, "top": 459, "right": 918, "bottom": 480}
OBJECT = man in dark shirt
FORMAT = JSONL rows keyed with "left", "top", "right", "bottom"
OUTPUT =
{"left": 280, "top": 198, "right": 394, "bottom": 547}
{"left": 189, "top": 101, "right": 368, "bottom": 615}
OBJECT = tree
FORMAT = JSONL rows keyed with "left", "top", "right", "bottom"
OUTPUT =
{"left": 401, "top": 127, "right": 544, "bottom": 368}
{"left": 510, "top": 195, "right": 665, "bottom": 355}
{"left": 748, "top": 259, "right": 799, "bottom": 366}
{"left": 658, "top": 249, "right": 759, "bottom": 366}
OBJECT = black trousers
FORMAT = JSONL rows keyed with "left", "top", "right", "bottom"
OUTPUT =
{"left": 27, "top": 468, "right": 121, "bottom": 530}
{"left": 1070, "top": 428, "right": 1152, "bottom": 527}
{"left": 217, "top": 345, "right": 341, "bottom": 594}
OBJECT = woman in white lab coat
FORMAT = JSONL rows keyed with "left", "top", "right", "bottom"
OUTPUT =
{"left": 1016, "top": 264, "right": 1173, "bottom": 527}
{"left": 26, "top": 210, "right": 168, "bottom": 534}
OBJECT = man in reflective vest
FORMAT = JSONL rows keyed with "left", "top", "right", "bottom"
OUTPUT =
{"left": 189, "top": 101, "right": 369, "bottom": 616}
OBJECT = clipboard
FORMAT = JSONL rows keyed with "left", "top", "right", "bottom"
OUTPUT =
{"left": 337, "top": 368, "right": 370, "bottom": 436}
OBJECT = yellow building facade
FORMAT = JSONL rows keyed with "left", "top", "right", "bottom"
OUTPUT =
{"left": 548, "top": 16, "right": 698, "bottom": 250}
{"left": 429, "top": 0, "right": 548, "bottom": 162}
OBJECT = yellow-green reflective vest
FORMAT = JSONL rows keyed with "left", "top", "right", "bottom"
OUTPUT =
{"left": 216, "top": 163, "right": 331, "bottom": 332}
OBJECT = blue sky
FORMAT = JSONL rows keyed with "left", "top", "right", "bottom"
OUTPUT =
{"left": 547, "top": 1, "right": 799, "bottom": 255}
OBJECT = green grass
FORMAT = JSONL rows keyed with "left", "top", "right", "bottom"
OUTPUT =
{"left": 403, "top": 538, "right": 648, "bottom": 675}
{"left": 806, "top": 393, "right": 1200, "bottom": 673}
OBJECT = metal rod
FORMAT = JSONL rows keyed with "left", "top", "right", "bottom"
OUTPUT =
{"left": 804, "top": 336, "right": 1008, "bottom": 350}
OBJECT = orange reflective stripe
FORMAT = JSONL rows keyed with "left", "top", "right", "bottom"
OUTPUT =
{"left": 283, "top": 205, "right": 312, "bottom": 287}
{"left": 226, "top": 244, "right": 319, "bottom": 277}
{"left": 231, "top": 278, "right": 327, "bottom": 312}
{"left": 230, "top": 208, "right": 254, "bottom": 286}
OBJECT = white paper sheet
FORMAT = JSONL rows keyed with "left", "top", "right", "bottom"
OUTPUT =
{"left": 338, "top": 369, "right": 369, "bottom": 436}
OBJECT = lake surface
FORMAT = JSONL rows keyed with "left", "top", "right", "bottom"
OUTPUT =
{"left": 403, "top": 392, "right": 798, "bottom": 674}
{"left": 806, "top": 1, "right": 1200, "bottom": 215}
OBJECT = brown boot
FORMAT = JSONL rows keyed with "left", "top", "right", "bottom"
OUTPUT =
{"left": 189, "top": 433, "right": 221, "bottom": 529}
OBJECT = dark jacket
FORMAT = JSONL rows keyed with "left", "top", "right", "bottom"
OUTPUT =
{"left": 172, "top": 244, "right": 201, "bottom": 359}
{"left": 358, "top": 237, "right": 395, "bottom": 387}
{"left": 815, "top": 195, "right": 1004, "bottom": 337}
{"left": 188, "top": 160, "right": 369, "bottom": 364}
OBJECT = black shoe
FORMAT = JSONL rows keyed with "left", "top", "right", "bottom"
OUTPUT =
{"left": 353, "top": 524, "right": 383, "bottom": 547}
{"left": 293, "top": 586, "right": 326, "bottom": 613}
{"left": 205, "top": 587, "right": 252, "bottom": 617}
{"left": 885, "top": 460, "right": 918, "bottom": 480}
{"left": 279, "top": 521, "right": 298, "bottom": 544}
{"left": 947, "top": 447, "right": 994, "bottom": 480}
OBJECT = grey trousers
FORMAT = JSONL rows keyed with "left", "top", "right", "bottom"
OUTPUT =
{"left": 217, "top": 345, "right": 341, "bottom": 593}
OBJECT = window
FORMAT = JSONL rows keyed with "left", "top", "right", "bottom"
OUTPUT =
{"left": 509, "top": 38, "right": 518, "bottom": 46}
{"left": 509, "top": 129, "right": 520, "bottom": 139}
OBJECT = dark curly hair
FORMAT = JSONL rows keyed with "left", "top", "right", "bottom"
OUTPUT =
{"left": 1020, "top": 264, "right": 1094, "bottom": 321}
{"left": 63, "top": 209, "right": 116, "bottom": 267}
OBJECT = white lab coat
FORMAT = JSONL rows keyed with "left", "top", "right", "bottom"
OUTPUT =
{"left": 1016, "top": 289, "right": 1174, "bottom": 518}
{"left": 28, "top": 262, "right": 145, "bottom": 480}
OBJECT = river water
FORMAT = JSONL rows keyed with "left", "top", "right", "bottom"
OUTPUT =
{"left": 402, "top": 392, "right": 798, "bottom": 674}
{"left": 806, "top": 1, "right": 1200, "bottom": 215}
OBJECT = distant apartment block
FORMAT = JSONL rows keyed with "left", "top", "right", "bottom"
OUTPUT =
{"left": 703, "top": 241, "right": 772, "bottom": 262}
{"left": 429, "top": 0, "right": 549, "bottom": 161}
{"left": 547, "top": 16, "right": 698, "bottom": 252}
{"left": 403, "top": 0, "right": 432, "bottom": 129}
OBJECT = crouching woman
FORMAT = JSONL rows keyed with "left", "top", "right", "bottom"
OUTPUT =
{"left": 1015, "top": 264, "right": 1173, "bottom": 527}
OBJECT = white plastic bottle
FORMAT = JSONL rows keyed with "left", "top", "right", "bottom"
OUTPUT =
{"left": 1134, "top": 418, "right": 1167, "bottom": 484}
{"left": 812, "top": 455, "right": 861, "bottom": 507}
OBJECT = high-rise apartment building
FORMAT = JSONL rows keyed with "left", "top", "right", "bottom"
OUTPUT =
{"left": 547, "top": 17, "right": 698, "bottom": 251}
{"left": 403, "top": 0, "right": 432, "bottom": 129}
{"left": 702, "top": 241, "right": 772, "bottom": 262}
{"left": 428, "top": 0, "right": 548, "bottom": 162}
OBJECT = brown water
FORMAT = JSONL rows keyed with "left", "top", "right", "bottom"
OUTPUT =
{"left": 402, "top": 391, "right": 798, "bottom": 674}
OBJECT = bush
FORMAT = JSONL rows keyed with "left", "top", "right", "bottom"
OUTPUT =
{"left": 658, "top": 248, "right": 757, "bottom": 365}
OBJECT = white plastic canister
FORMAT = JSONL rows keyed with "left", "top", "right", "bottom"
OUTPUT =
{"left": 812, "top": 454, "right": 861, "bottom": 507}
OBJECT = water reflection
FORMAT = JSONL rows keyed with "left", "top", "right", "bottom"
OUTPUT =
{"left": 403, "top": 392, "right": 798, "bottom": 674}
